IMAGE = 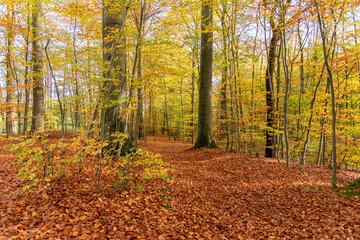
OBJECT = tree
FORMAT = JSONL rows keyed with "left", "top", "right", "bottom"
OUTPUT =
{"left": 100, "top": 0, "right": 129, "bottom": 153}
{"left": 193, "top": 0, "right": 217, "bottom": 149}
{"left": 31, "top": 0, "right": 44, "bottom": 132}
{"left": 315, "top": 0, "right": 339, "bottom": 188}
{"left": 219, "top": 0, "right": 230, "bottom": 150}
{"left": 264, "top": 3, "right": 280, "bottom": 158}
{"left": 5, "top": 2, "right": 15, "bottom": 137}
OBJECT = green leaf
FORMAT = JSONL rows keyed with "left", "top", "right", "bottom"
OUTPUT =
{"left": 32, "top": 155, "right": 43, "bottom": 161}
{"left": 73, "top": 157, "right": 82, "bottom": 163}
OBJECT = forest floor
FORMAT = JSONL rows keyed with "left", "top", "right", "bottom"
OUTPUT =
{"left": 1, "top": 133, "right": 360, "bottom": 239}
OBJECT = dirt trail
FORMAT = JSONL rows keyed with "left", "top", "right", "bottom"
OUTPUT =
{"left": 0, "top": 135, "right": 359, "bottom": 239}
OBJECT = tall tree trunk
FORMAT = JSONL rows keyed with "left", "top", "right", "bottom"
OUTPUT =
{"left": 194, "top": 0, "right": 217, "bottom": 149}
{"left": 134, "top": 51, "right": 143, "bottom": 147}
{"left": 219, "top": 1, "right": 229, "bottom": 150}
{"left": 134, "top": 0, "right": 146, "bottom": 148}
{"left": 45, "top": 40, "right": 65, "bottom": 138}
{"left": 190, "top": 43, "right": 198, "bottom": 144}
{"left": 73, "top": 17, "right": 81, "bottom": 131}
{"left": 264, "top": 0, "right": 291, "bottom": 158}
{"left": 297, "top": 23, "right": 305, "bottom": 138}
{"left": 316, "top": 2, "right": 337, "bottom": 188}
{"left": 264, "top": 15, "right": 279, "bottom": 158}
{"left": 300, "top": 65, "right": 324, "bottom": 165}
{"left": 250, "top": 8, "right": 260, "bottom": 153}
{"left": 180, "top": 77, "right": 186, "bottom": 144}
{"left": 101, "top": 1, "right": 128, "bottom": 151}
{"left": 23, "top": 2, "right": 31, "bottom": 134}
{"left": 6, "top": 3, "right": 15, "bottom": 137}
{"left": 31, "top": 0, "right": 45, "bottom": 132}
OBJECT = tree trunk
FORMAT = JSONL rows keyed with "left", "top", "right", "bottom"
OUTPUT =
{"left": 6, "top": 3, "right": 15, "bottom": 137}
{"left": 300, "top": 64, "right": 325, "bottom": 165}
{"left": 193, "top": 0, "right": 217, "bottom": 149}
{"left": 316, "top": 2, "right": 337, "bottom": 188}
{"left": 45, "top": 39, "right": 65, "bottom": 138}
{"left": 134, "top": 0, "right": 146, "bottom": 147}
{"left": 191, "top": 48, "right": 197, "bottom": 145}
{"left": 101, "top": 1, "right": 128, "bottom": 152}
{"left": 73, "top": 17, "right": 81, "bottom": 131}
{"left": 264, "top": 18, "right": 279, "bottom": 158}
{"left": 219, "top": 2, "right": 229, "bottom": 150}
{"left": 180, "top": 77, "right": 186, "bottom": 144}
{"left": 31, "top": 0, "right": 45, "bottom": 132}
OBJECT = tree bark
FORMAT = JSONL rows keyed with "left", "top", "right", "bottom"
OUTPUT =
{"left": 31, "top": 0, "right": 45, "bottom": 132}
{"left": 316, "top": 1, "right": 337, "bottom": 188}
{"left": 5, "top": 3, "right": 15, "bottom": 137}
{"left": 134, "top": 0, "right": 146, "bottom": 147}
{"left": 264, "top": 15, "right": 279, "bottom": 158}
{"left": 101, "top": 1, "right": 128, "bottom": 151}
{"left": 219, "top": 1, "right": 229, "bottom": 150}
{"left": 193, "top": 0, "right": 217, "bottom": 149}
{"left": 23, "top": 4, "right": 30, "bottom": 134}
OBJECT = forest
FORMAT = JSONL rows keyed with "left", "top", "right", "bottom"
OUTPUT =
{"left": 1, "top": 0, "right": 360, "bottom": 239}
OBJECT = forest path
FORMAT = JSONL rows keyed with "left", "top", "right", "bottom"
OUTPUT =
{"left": 142, "top": 136, "right": 360, "bottom": 239}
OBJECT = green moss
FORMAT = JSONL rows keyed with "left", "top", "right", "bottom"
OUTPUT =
{"left": 337, "top": 178, "right": 360, "bottom": 198}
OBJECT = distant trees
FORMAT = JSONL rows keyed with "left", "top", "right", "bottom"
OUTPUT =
{"left": 1, "top": 0, "right": 360, "bottom": 185}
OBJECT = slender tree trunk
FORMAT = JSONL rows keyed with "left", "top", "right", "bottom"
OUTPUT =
{"left": 264, "top": 17, "right": 279, "bottom": 158}
{"left": 22, "top": 3, "right": 31, "bottom": 134}
{"left": 73, "top": 17, "right": 80, "bottom": 131}
{"left": 154, "top": 107, "right": 157, "bottom": 142}
{"left": 31, "top": 0, "right": 45, "bottom": 132}
{"left": 250, "top": 9, "right": 260, "bottom": 153}
{"left": 134, "top": 53, "right": 143, "bottom": 147}
{"left": 134, "top": 0, "right": 146, "bottom": 147}
{"left": 191, "top": 57, "right": 196, "bottom": 144}
{"left": 6, "top": 3, "right": 15, "bottom": 137}
{"left": 316, "top": 1, "right": 337, "bottom": 188}
{"left": 180, "top": 77, "right": 185, "bottom": 144}
{"left": 282, "top": 36, "right": 291, "bottom": 168}
{"left": 219, "top": 2, "right": 229, "bottom": 150}
{"left": 300, "top": 64, "right": 324, "bottom": 164}
{"left": 296, "top": 23, "right": 305, "bottom": 139}
{"left": 45, "top": 40, "right": 65, "bottom": 138}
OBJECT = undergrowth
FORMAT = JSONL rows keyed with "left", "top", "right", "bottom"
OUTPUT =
{"left": 2, "top": 133, "right": 172, "bottom": 197}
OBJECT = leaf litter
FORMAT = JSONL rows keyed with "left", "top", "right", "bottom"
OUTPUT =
{"left": 0, "top": 133, "right": 359, "bottom": 239}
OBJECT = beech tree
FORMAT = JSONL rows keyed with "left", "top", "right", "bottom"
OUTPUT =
{"left": 31, "top": 0, "right": 44, "bottom": 132}
{"left": 193, "top": 0, "right": 217, "bottom": 149}
{"left": 99, "top": 1, "right": 129, "bottom": 149}
{"left": 5, "top": 2, "right": 15, "bottom": 137}
{"left": 264, "top": 2, "right": 280, "bottom": 158}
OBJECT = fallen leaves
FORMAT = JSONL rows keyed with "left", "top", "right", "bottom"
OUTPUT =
{"left": 0, "top": 134, "right": 360, "bottom": 239}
